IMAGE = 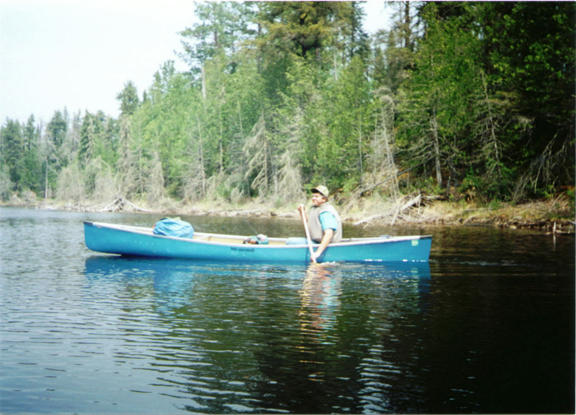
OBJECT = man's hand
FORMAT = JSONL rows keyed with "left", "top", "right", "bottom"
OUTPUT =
{"left": 297, "top": 204, "right": 305, "bottom": 217}
{"left": 310, "top": 251, "right": 319, "bottom": 263}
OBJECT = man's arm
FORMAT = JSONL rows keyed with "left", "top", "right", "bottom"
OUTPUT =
{"left": 312, "top": 228, "right": 334, "bottom": 262}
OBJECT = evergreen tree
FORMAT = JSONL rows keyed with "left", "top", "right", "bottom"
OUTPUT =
{"left": 44, "top": 110, "right": 69, "bottom": 196}
{"left": 0, "top": 163, "right": 11, "bottom": 200}
{"left": 79, "top": 112, "right": 97, "bottom": 162}
{"left": 256, "top": 2, "right": 360, "bottom": 59}
{"left": 46, "top": 110, "right": 67, "bottom": 148}
{"left": 21, "top": 116, "right": 43, "bottom": 193}
{"left": 0, "top": 119, "right": 24, "bottom": 191}
{"left": 396, "top": 4, "right": 485, "bottom": 192}
{"left": 117, "top": 81, "right": 140, "bottom": 116}
{"left": 179, "top": 1, "right": 256, "bottom": 69}
{"left": 372, "top": 2, "right": 421, "bottom": 93}
{"left": 317, "top": 55, "right": 374, "bottom": 191}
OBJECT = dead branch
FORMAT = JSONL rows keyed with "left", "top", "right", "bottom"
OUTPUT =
{"left": 100, "top": 197, "right": 153, "bottom": 213}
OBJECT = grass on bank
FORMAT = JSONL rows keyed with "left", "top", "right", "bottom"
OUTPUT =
{"left": 4, "top": 190, "right": 574, "bottom": 234}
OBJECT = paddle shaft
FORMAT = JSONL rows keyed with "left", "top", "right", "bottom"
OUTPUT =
{"left": 299, "top": 205, "right": 316, "bottom": 262}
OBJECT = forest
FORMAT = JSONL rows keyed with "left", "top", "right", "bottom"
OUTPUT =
{"left": 1, "top": 2, "right": 574, "bottom": 220}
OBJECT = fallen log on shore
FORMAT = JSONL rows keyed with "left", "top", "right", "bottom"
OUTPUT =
{"left": 100, "top": 197, "right": 154, "bottom": 213}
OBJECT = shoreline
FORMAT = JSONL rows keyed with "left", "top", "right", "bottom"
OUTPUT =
{"left": 3, "top": 195, "right": 574, "bottom": 235}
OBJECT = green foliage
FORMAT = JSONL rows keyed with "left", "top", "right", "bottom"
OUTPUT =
{"left": 0, "top": 163, "right": 12, "bottom": 201}
{"left": 257, "top": 2, "right": 343, "bottom": 58}
{"left": 396, "top": 11, "right": 484, "bottom": 191}
{"left": 1, "top": 119, "right": 24, "bottom": 189}
{"left": 479, "top": 2, "right": 575, "bottom": 200}
{"left": 316, "top": 55, "right": 374, "bottom": 190}
{"left": 46, "top": 110, "right": 67, "bottom": 148}
{"left": 179, "top": 1, "right": 257, "bottom": 78}
{"left": 3, "top": 2, "right": 574, "bottom": 207}
{"left": 394, "top": 2, "right": 574, "bottom": 200}
{"left": 117, "top": 81, "right": 140, "bottom": 116}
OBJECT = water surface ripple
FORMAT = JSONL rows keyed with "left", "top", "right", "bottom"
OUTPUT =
{"left": 0, "top": 207, "right": 573, "bottom": 414}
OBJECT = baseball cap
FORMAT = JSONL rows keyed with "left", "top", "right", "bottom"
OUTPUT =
{"left": 311, "top": 185, "right": 329, "bottom": 198}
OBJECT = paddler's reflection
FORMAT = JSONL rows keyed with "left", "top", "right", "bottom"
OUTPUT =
{"left": 299, "top": 263, "right": 342, "bottom": 338}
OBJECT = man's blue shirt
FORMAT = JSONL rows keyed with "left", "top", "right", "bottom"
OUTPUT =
{"left": 319, "top": 211, "right": 338, "bottom": 231}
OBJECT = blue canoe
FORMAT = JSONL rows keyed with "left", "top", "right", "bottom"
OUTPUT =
{"left": 84, "top": 221, "right": 432, "bottom": 264}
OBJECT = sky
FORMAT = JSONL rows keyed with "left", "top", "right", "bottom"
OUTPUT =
{"left": 0, "top": 0, "right": 391, "bottom": 124}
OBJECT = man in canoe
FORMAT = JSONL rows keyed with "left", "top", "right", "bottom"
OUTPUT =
{"left": 298, "top": 185, "right": 342, "bottom": 263}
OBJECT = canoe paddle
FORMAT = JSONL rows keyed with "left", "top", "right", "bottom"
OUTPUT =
{"left": 298, "top": 204, "right": 316, "bottom": 263}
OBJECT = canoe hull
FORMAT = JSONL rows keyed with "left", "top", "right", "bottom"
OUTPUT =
{"left": 84, "top": 221, "right": 431, "bottom": 264}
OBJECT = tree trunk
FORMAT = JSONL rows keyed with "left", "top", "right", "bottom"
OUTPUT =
{"left": 201, "top": 65, "right": 207, "bottom": 100}
{"left": 403, "top": 1, "right": 413, "bottom": 50}
{"left": 357, "top": 116, "right": 363, "bottom": 187}
{"left": 382, "top": 116, "right": 399, "bottom": 199}
{"left": 431, "top": 112, "right": 443, "bottom": 188}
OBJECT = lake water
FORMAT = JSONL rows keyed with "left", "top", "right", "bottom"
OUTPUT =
{"left": 0, "top": 207, "right": 574, "bottom": 414}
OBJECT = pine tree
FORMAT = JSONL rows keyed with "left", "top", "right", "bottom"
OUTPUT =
{"left": 1, "top": 119, "right": 24, "bottom": 191}
{"left": 21, "top": 116, "right": 43, "bottom": 193}
{"left": 117, "top": 81, "right": 140, "bottom": 117}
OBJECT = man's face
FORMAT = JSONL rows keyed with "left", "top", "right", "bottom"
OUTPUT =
{"left": 311, "top": 192, "right": 326, "bottom": 207}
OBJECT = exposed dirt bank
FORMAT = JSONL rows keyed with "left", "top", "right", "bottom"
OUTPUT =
{"left": 3, "top": 194, "right": 574, "bottom": 234}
